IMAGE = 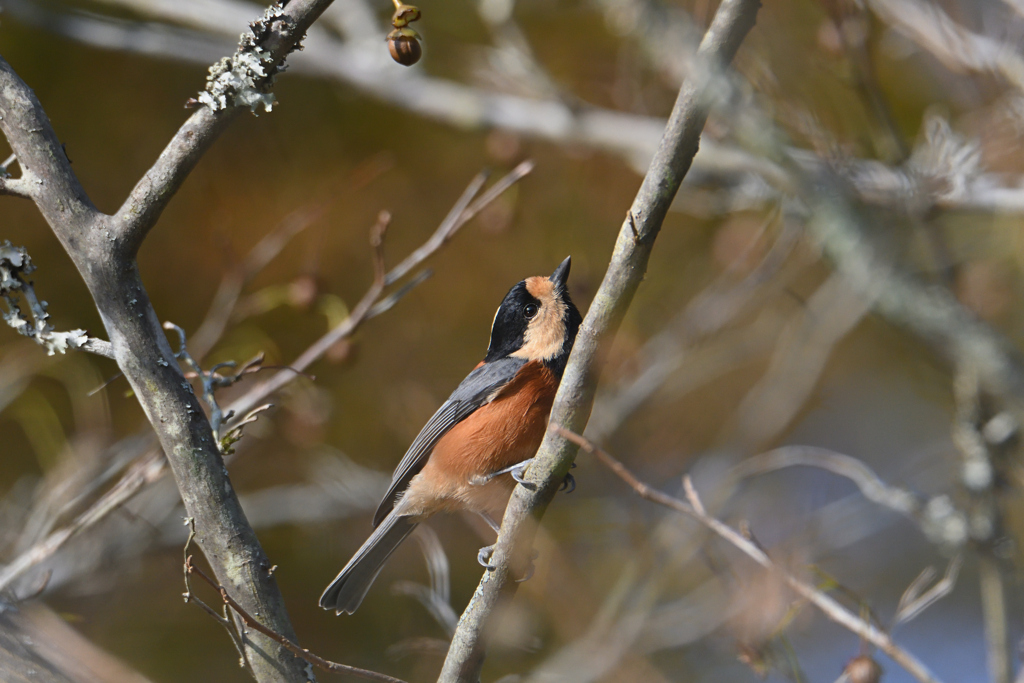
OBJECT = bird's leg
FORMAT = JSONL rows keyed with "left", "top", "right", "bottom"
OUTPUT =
{"left": 478, "top": 511, "right": 501, "bottom": 534}
{"left": 471, "top": 460, "right": 577, "bottom": 492}
{"left": 468, "top": 459, "right": 534, "bottom": 488}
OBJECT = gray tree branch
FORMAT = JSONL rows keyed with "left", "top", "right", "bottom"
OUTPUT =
{"left": 0, "top": 2, "right": 346, "bottom": 681}
{"left": 436, "top": 1, "right": 761, "bottom": 680}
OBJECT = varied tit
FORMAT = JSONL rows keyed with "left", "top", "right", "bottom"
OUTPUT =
{"left": 320, "top": 257, "right": 583, "bottom": 615}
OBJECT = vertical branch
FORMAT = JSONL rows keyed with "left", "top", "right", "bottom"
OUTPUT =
{"left": 979, "top": 554, "right": 1010, "bottom": 683}
{"left": 437, "top": 1, "right": 761, "bottom": 680}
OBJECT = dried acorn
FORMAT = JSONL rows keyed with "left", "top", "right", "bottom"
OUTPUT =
{"left": 387, "top": 28, "right": 422, "bottom": 66}
{"left": 387, "top": 1, "right": 422, "bottom": 66}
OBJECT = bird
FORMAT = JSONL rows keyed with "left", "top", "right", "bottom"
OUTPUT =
{"left": 320, "top": 256, "right": 583, "bottom": 615}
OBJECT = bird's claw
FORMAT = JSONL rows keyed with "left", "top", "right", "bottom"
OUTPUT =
{"left": 559, "top": 472, "right": 576, "bottom": 493}
{"left": 477, "top": 544, "right": 496, "bottom": 570}
{"left": 515, "top": 549, "right": 540, "bottom": 583}
{"left": 510, "top": 460, "right": 533, "bottom": 486}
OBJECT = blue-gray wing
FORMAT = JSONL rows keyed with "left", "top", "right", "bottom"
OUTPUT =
{"left": 372, "top": 356, "right": 528, "bottom": 526}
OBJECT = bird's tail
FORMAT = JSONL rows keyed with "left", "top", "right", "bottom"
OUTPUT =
{"left": 319, "top": 512, "right": 418, "bottom": 615}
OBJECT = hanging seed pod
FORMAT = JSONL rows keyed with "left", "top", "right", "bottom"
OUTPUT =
{"left": 387, "top": 1, "right": 422, "bottom": 66}
{"left": 842, "top": 655, "right": 882, "bottom": 683}
{"left": 387, "top": 28, "right": 422, "bottom": 66}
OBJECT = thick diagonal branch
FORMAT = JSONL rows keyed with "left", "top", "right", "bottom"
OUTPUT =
{"left": 109, "top": 0, "right": 335, "bottom": 254}
{"left": 436, "top": 1, "right": 761, "bottom": 680}
{"left": 0, "top": 2, "right": 345, "bottom": 681}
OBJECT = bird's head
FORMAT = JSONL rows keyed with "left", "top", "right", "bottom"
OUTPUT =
{"left": 484, "top": 256, "right": 582, "bottom": 375}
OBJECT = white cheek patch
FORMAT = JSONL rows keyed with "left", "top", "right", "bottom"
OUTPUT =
{"left": 513, "top": 277, "right": 566, "bottom": 361}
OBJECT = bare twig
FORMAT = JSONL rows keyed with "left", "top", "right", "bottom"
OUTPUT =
{"left": 0, "top": 243, "right": 114, "bottom": 359}
{"left": 186, "top": 555, "right": 408, "bottom": 683}
{"left": 110, "top": 0, "right": 338, "bottom": 253}
{"left": 557, "top": 427, "right": 944, "bottom": 683}
{"left": 894, "top": 555, "right": 963, "bottom": 627}
{"left": 224, "top": 164, "right": 532, "bottom": 422}
{"left": 437, "top": 2, "right": 761, "bottom": 680}
{"left": 0, "top": 165, "right": 528, "bottom": 599}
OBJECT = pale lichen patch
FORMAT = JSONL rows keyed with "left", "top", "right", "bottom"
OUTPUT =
{"left": 196, "top": 3, "right": 297, "bottom": 115}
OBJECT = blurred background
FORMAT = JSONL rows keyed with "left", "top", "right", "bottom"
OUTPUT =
{"left": 1, "top": 0, "right": 1022, "bottom": 681}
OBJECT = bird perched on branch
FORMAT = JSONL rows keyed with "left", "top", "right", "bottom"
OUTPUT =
{"left": 320, "top": 257, "right": 582, "bottom": 615}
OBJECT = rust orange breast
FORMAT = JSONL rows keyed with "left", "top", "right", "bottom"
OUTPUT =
{"left": 424, "top": 360, "right": 559, "bottom": 484}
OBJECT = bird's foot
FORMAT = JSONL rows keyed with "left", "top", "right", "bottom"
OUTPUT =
{"left": 472, "top": 460, "right": 577, "bottom": 493}
{"left": 477, "top": 545, "right": 539, "bottom": 579}
{"left": 516, "top": 549, "right": 540, "bottom": 583}
{"left": 471, "top": 458, "right": 536, "bottom": 488}
{"left": 478, "top": 544, "right": 496, "bottom": 570}
{"left": 560, "top": 465, "right": 577, "bottom": 494}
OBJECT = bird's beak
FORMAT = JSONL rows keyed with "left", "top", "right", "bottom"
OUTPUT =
{"left": 549, "top": 256, "right": 571, "bottom": 292}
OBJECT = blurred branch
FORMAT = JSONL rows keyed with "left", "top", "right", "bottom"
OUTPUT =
{"left": 558, "top": 427, "right": 944, "bottom": 683}
{"left": 185, "top": 553, "right": 407, "bottom": 683}
{"left": 805, "top": 172, "right": 1024, "bottom": 405}
{"left": 0, "top": 600, "right": 156, "bottom": 683}
{"left": 0, "top": 449, "right": 165, "bottom": 594}
{"left": 866, "top": 0, "right": 1024, "bottom": 93}
{"left": 729, "top": 272, "right": 870, "bottom": 450}
{"left": 952, "top": 368, "right": 1012, "bottom": 683}
{"left": 735, "top": 443, "right": 975, "bottom": 551}
{"left": 894, "top": 555, "right": 963, "bottom": 627}
{"left": 437, "top": 2, "right": 760, "bottom": 680}
{"left": 735, "top": 446, "right": 922, "bottom": 518}
{"left": 18, "top": 0, "right": 1024, "bottom": 215}
{"left": 587, "top": 212, "right": 803, "bottom": 442}
{"left": 190, "top": 201, "right": 328, "bottom": 359}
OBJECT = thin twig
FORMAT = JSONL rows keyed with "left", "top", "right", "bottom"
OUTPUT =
{"left": 556, "top": 427, "right": 944, "bottom": 683}
{"left": 186, "top": 555, "right": 408, "bottom": 683}
{"left": 894, "top": 555, "right": 963, "bottom": 627}
{"left": 0, "top": 165, "right": 528, "bottom": 598}
{"left": 224, "top": 163, "right": 532, "bottom": 422}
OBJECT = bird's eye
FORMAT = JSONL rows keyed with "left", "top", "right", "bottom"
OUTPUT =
{"left": 523, "top": 303, "right": 538, "bottom": 319}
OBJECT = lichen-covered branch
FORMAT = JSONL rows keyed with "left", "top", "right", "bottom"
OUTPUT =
{"left": 0, "top": 1, "right": 347, "bottom": 680}
{"left": 110, "top": 0, "right": 335, "bottom": 254}
{"left": 436, "top": 1, "right": 761, "bottom": 680}
{"left": 0, "top": 243, "right": 114, "bottom": 359}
